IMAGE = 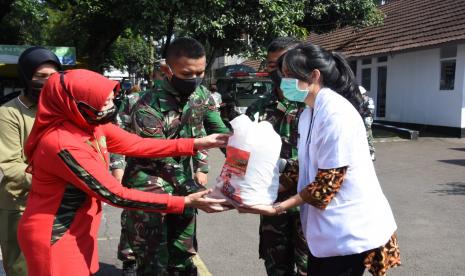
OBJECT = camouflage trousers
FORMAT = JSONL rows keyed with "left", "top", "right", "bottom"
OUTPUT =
{"left": 366, "top": 128, "right": 375, "bottom": 156}
{"left": 118, "top": 208, "right": 198, "bottom": 276}
{"left": 364, "top": 117, "right": 375, "bottom": 156}
{"left": 117, "top": 210, "right": 135, "bottom": 262}
{"left": 259, "top": 209, "right": 309, "bottom": 276}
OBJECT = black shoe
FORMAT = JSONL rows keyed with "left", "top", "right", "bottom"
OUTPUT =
{"left": 168, "top": 266, "right": 198, "bottom": 276}
{"left": 122, "top": 260, "right": 137, "bottom": 276}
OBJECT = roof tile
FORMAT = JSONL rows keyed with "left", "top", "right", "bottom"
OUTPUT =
{"left": 307, "top": 0, "right": 465, "bottom": 57}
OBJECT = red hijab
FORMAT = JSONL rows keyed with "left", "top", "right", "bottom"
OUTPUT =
{"left": 25, "top": 69, "right": 119, "bottom": 160}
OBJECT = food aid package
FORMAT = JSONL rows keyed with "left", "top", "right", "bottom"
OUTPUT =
{"left": 215, "top": 114, "right": 282, "bottom": 206}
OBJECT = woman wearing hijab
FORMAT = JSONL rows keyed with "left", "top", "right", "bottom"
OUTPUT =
{"left": 0, "top": 46, "right": 61, "bottom": 276}
{"left": 17, "top": 69, "right": 228, "bottom": 276}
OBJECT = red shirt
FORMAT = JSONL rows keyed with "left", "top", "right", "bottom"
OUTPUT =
{"left": 18, "top": 69, "right": 195, "bottom": 276}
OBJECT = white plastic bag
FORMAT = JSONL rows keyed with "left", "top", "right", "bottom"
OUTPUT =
{"left": 215, "top": 114, "right": 282, "bottom": 206}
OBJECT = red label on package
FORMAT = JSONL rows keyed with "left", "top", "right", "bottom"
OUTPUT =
{"left": 217, "top": 146, "right": 251, "bottom": 204}
{"left": 225, "top": 146, "right": 250, "bottom": 176}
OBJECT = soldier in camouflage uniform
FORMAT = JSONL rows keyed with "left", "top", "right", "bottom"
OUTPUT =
{"left": 245, "top": 37, "right": 309, "bottom": 276}
{"left": 359, "top": 86, "right": 376, "bottom": 161}
{"left": 110, "top": 90, "right": 147, "bottom": 175}
{"left": 110, "top": 90, "right": 147, "bottom": 274}
{"left": 119, "top": 37, "right": 229, "bottom": 275}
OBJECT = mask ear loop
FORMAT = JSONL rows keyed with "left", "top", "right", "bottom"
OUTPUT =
{"left": 60, "top": 72, "right": 77, "bottom": 102}
{"left": 59, "top": 72, "right": 105, "bottom": 122}
{"left": 165, "top": 64, "right": 175, "bottom": 79}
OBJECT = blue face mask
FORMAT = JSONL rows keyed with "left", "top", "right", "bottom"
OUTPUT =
{"left": 280, "top": 78, "right": 309, "bottom": 102}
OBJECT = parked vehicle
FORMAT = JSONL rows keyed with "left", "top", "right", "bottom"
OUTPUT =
{"left": 215, "top": 71, "right": 273, "bottom": 126}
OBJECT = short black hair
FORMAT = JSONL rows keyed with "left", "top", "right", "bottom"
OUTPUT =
{"left": 267, "top": 37, "right": 300, "bottom": 53}
{"left": 166, "top": 37, "right": 205, "bottom": 64}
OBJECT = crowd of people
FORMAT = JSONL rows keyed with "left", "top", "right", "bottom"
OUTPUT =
{"left": 0, "top": 37, "right": 400, "bottom": 276}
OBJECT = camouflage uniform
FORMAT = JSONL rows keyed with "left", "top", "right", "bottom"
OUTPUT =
{"left": 110, "top": 91, "right": 147, "bottom": 171}
{"left": 361, "top": 94, "right": 376, "bottom": 159}
{"left": 110, "top": 91, "right": 147, "bottom": 264}
{"left": 119, "top": 79, "right": 228, "bottom": 275}
{"left": 246, "top": 92, "right": 309, "bottom": 276}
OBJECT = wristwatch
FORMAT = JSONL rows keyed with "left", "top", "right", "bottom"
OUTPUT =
{"left": 272, "top": 202, "right": 286, "bottom": 215}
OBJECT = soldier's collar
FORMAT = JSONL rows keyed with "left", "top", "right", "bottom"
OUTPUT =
{"left": 276, "top": 96, "right": 303, "bottom": 112}
{"left": 157, "top": 91, "right": 183, "bottom": 113}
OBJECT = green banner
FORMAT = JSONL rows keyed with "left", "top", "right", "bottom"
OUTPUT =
{"left": 0, "top": 45, "right": 76, "bottom": 65}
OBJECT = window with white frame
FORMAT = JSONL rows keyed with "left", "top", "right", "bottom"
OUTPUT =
{"left": 359, "top": 56, "right": 388, "bottom": 118}
{"left": 361, "top": 68, "right": 371, "bottom": 90}
{"left": 439, "top": 45, "right": 457, "bottom": 90}
{"left": 360, "top": 58, "right": 372, "bottom": 92}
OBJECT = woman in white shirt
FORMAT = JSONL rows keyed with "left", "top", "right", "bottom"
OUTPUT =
{"left": 239, "top": 43, "right": 400, "bottom": 276}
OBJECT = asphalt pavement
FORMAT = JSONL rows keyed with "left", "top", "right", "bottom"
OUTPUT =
{"left": 192, "top": 137, "right": 465, "bottom": 276}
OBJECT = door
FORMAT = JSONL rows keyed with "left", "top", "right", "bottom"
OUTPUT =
{"left": 376, "top": 66, "right": 387, "bottom": 118}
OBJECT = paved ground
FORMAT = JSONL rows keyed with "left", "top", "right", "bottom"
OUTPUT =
{"left": 2, "top": 137, "right": 465, "bottom": 275}
{"left": 195, "top": 137, "right": 465, "bottom": 276}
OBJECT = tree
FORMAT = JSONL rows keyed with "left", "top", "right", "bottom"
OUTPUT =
{"left": 176, "top": 0, "right": 307, "bottom": 66}
{"left": 105, "top": 29, "right": 152, "bottom": 80}
{"left": 0, "top": 0, "right": 15, "bottom": 22}
{"left": 44, "top": 0, "right": 152, "bottom": 71}
{"left": 0, "top": 0, "right": 384, "bottom": 72}
{"left": 131, "top": 0, "right": 307, "bottom": 71}
{"left": 302, "top": 0, "right": 384, "bottom": 34}
{"left": 140, "top": 0, "right": 382, "bottom": 68}
{"left": 0, "top": 0, "right": 48, "bottom": 44}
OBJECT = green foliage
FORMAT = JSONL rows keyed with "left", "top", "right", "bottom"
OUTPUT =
{"left": 42, "top": 0, "right": 153, "bottom": 70}
{"left": 105, "top": 30, "right": 152, "bottom": 77}
{"left": 0, "top": 0, "right": 48, "bottom": 44}
{"left": 302, "top": 0, "right": 384, "bottom": 33}
{"left": 0, "top": 0, "right": 15, "bottom": 22}
{"left": 0, "top": 0, "right": 384, "bottom": 72}
{"left": 178, "top": 0, "right": 307, "bottom": 61}
{"left": 44, "top": 5, "right": 82, "bottom": 50}
{"left": 132, "top": 0, "right": 307, "bottom": 66}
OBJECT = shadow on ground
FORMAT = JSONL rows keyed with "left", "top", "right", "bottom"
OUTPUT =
{"left": 437, "top": 159, "right": 465, "bottom": 167}
{"left": 419, "top": 132, "right": 452, "bottom": 138}
{"left": 94, "top": 263, "right": 121, "bottom": 276}
{"left": 373, "top": 128, "right": 402, "bottom": 139}
{"left": 449, "top": 147, "right": 465, "bottom": 152}
{"left": 431, "top": 182, "right": 465, "bottom": 196}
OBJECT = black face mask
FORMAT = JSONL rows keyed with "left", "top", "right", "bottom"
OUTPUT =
{"left": 170, "top": 74, "right": 203, "bottom": 98}
{"left": 27, "top": 79, "right": 46, "bottom": 104}
{"left": 269, "top": 70, "right": 282, "bottom": 87}
{"left": 60, "top": 72, "right": 117, "bottom": 125}
{"left": 78, "top": 103, "right": 117, "bottom": 125}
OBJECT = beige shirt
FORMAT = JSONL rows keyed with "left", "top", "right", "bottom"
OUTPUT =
{"left": 0, "top": 96, "right": 36, "bottom": 210}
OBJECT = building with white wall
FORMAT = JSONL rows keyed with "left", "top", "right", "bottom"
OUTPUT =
{"left": 206, "top": 55, "right": 247, "bottom": 85}
{"left": 308, "top": 0, "right": 465, "bottom": 137}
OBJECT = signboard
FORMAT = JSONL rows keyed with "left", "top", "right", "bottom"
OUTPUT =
{"left": 0, "top": 45, "right": 76, "bottom": 65}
